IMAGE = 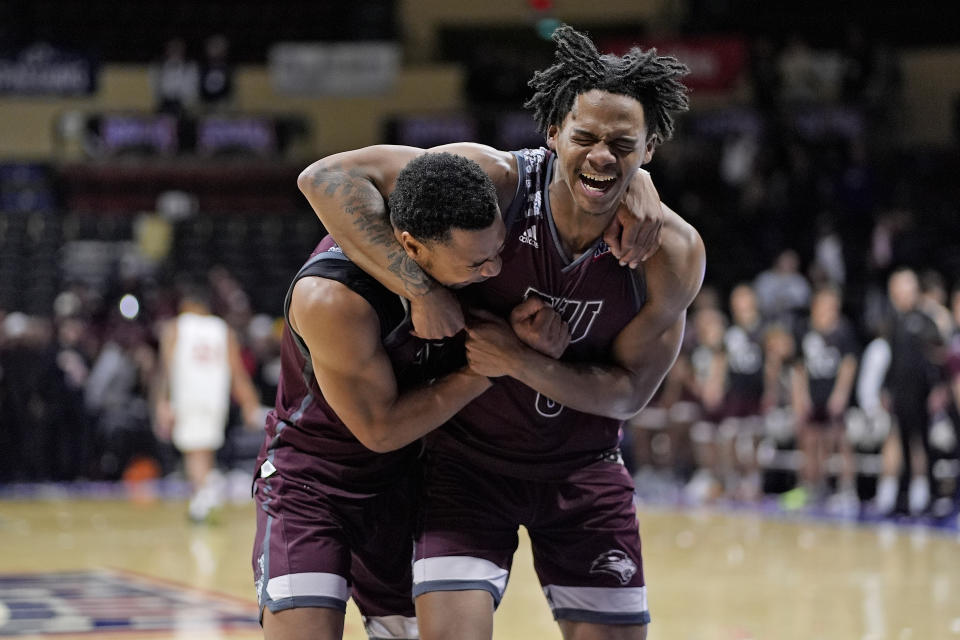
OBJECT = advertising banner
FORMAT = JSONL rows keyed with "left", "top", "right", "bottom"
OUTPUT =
{"left": 0, "top": 42, "right": 98, "bottom": 95}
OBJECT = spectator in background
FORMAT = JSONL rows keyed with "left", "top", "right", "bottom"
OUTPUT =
{"left": 855, "top": 318, "right": 897, "bottom": 514}
{"left": 208, "top": 264, "right": 253, "bottom": 334}
{"left": 926, "top": 282, "right": 959, "bottom": 515}
{"left": 198, "top": 34, "right": 234, "bottom": 111}
{"left": 946, "top": 288, "right": 960, "bottom": 510}
{"left": 0, "top": 312, "right": 31, "bottom": 481}
{"left": 155, "top": 285, "right": 262, "bottom": 522}
{"left": 0, "top": 313, "right": 61, "bottom": 481}
{"left": 720, "top": 131, "right": 759, "bottom": 191}
{"left": 85, "top": 315, "right": 158, "bottom": 480}
{"left": 716, "top": 285, "right": 767, "bottom": 417}
{"left": 687, "top": 308, "right": 729, "bottom": 414}
{"left": 791, "top": 286, "right": 859, "bottom": 513}
{"left": 151, "top": 38, "right": 198, "bottom": 116}
{"left": 706, "top": 284, "right": 768, "bottom": 500}
{"left": 50, "top": 305, "right": 95, "bottom": 480}
{"left": 919, "top": 270, "right": 954, "bottom": 341}
{"left": 949, "top": 286, "right": 960, "bottom": 419}
{"left": 761, "top": 322, "right": 797, "bottom": 418}
{"left": 683, "top": 306, "right": 729, "bottom": 503}
{"left": 870, "top": 209, "right": 925, "bottom": 276}
{"left": 754, "top": 249, "right": 811, "bottom": 329}
{"left": 810, "top": 215, "right": 846, "bottom": 288}
{"left": 246, "top": 313, "right": 282, "bottom": 407}
{"left": 879, "top": 268, "right": 944, "bottom": 515}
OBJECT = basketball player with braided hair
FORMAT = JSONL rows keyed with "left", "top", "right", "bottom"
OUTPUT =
{"left": 298, "top": 25, "right": 704, "bottom": 639}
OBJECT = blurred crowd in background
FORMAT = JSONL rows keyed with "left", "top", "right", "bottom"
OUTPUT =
{"left": 1, "top": 1, "right": 959, "bottom": 523}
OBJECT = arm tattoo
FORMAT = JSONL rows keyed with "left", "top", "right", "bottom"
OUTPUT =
{"left": 309, "top": 164, "right": 434, "bottom": 297}
{"left": 387, "top": 252, "right": 434, "bottom": 297}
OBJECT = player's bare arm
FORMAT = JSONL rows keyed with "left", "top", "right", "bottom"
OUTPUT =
{"left": 465, "top": 205, "right": 705, "bottom": 420}
{"left": 288, "top": 275, "right": 491, "bottom": 453}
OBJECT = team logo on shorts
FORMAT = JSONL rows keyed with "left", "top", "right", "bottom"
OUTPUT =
{"left": 589, "top": 549, "right": 637, "bottom": 585}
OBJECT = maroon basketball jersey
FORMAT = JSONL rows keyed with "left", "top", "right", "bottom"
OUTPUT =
{"left": 261, "top": 236, "right": 466, "bottom": 495}
{"left": 428, "top": 148, "right": 647, "bottom": 479}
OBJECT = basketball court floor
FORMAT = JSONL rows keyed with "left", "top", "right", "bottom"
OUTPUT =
{"left": 1, "top": 490, "right": 958, "bottom": 640}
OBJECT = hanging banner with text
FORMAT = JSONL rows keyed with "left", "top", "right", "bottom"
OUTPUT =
{"left": 268, "top": 41, "right": 400, "bottom": 96}
{"left": 0, "top": 42, "right": 99, "bottom": 95}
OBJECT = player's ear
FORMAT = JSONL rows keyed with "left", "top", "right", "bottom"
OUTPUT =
{"left": 642, "top": 138, "right": 655, "bottom": 164}
{"left": 546, "top": 125, "right": 560, "bottom": 151}
{"left": 397, "top": 231, "right": 423, "bottom": 259}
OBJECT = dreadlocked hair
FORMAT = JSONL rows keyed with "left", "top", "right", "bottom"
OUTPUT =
{"left": 525, "top": 25, "right": 690, "bottom": 146}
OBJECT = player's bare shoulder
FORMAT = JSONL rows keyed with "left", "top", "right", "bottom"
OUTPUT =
{"left": 430, "top": 142, "right": 518, "bottom": 205}
{"left": 289, "top": 276, "right": 379, "bottom": 346}
{"left": 647, "top": 205, "right": 706, "bottom": 310}
{"left": 665, "top": 205, "right": 703, "bottom": 261}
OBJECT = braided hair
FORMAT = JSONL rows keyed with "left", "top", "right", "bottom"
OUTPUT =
{"left": 525, "top": 25, "right": 690, "bottom": 146}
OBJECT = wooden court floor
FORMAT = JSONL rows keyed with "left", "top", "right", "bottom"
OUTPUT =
{"left": 1, "top": 494, "right": 959, "bottom": 640}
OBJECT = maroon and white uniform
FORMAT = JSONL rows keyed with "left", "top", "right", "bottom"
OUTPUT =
{"left": 252, "top": 237, "right": 464, "bottom": 639}
{"left": 413, "top": 148, "right": 651, "bottom": 625}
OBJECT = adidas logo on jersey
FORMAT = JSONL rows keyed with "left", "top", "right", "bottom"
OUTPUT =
{"left": 519, "top": 225, "right": 539, "bottom": 248}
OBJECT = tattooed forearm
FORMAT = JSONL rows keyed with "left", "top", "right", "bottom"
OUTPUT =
{"left": 304, "top": 162, "right": 435, "bottom": 298}
{"left": 312, "top": 165, "right": 394, "bottom": 245}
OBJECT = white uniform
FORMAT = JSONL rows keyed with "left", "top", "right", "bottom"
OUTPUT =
{"left": 170, "top": 312, "right": 231, "bottom": 451}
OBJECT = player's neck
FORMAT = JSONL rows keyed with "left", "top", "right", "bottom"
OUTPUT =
{"left": 547, "top": 180, "right": 617, "bottom": 258}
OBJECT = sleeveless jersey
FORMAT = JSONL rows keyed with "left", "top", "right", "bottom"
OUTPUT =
{"left": 427, "top": 147, "right": 646, "bottom": 479}
{"left": 262, "top": 236, "right": 466, "bottom": 494}
{"left": 170, "top": 311, "right": 230, "bottom": 418}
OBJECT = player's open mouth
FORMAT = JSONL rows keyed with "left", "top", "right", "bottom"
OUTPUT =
{"left": 578, "top": 172, "right": 616, "bottom": 196}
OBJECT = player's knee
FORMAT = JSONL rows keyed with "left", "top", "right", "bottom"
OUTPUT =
{"left": 262, "top": 606, "right": 344, "bottom": 640}
{"left": 558, "top": 620, "right": 648, "bottom": 640}
{"left": 415, "top": 590, "right": 494, "bottom": 640}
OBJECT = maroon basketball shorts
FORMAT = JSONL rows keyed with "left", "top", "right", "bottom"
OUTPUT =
{"left": 412, "top": 452, "right": 650, "bottom": 626}
{"left": 252, "top": 444, "right": 419, "bottom": 639}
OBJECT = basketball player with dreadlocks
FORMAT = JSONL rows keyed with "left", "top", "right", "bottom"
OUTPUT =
{"left": 298, "top": 26, "right": 704, "bottom": 640}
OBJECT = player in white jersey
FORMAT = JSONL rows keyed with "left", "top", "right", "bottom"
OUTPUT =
{"left": 156, "top": 285, "right": 262, "bottom": 521}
